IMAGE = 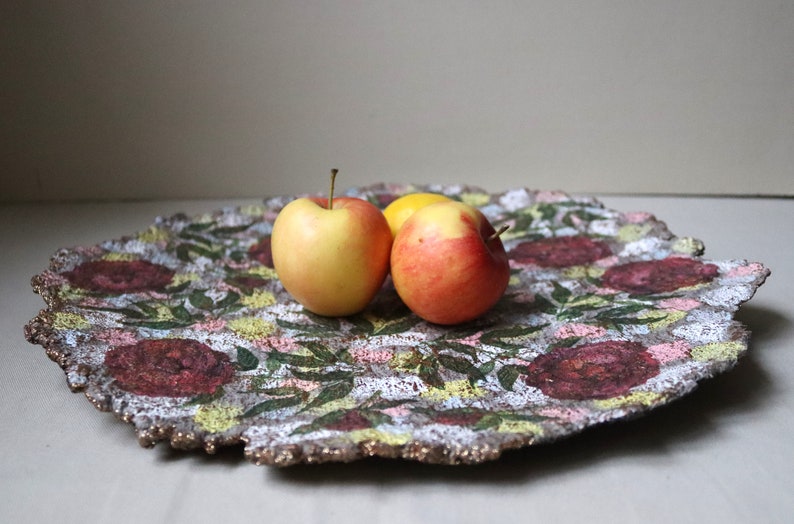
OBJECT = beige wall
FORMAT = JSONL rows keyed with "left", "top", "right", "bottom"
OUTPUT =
{"left": 3, "top": 1, "right": 793, "bottom": 202}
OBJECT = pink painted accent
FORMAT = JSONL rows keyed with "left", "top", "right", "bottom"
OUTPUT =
{"left": 657, "top": 298, "right": 702, "bottom": 311}
{"left": 647, "top": 340, "right": 692, "bottom": 364}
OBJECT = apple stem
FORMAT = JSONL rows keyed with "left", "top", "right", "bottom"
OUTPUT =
{"left": 328, "top": 169, "right": 339, "bottom": 210}
{"left": 486, "top": 224, "right": 510, "bottom": 244}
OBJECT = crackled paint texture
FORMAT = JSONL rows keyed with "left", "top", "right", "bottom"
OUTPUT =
{"left": 25, "top": 184, "right": 769, "bottom": 466}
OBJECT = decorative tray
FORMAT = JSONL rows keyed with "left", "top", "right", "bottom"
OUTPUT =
{"left": 25, "top": 184, "right": 769, "bottom": 466}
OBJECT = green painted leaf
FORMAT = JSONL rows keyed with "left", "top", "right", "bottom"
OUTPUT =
{"left": 236, "top": 346, "right": 259, "bottom": 371}
{"left": 188, "top": 290, "right": 214, "bottom": 310}
{"left": 418, "top": 361, "right": 445, "bottom": 389}
{"left": 474, "top": 413, "right": 503, "bottom": 430}
{"left": 241, "top": 395, "right": 303, "bottom": 418}
{"left": 437, "top": 354, "right": 486, "bottom": 382}
{"left": 291, "top": 409, "right": 347, "bottom": 435}
{"left": 497, "top": 365, "right": 521, "bottom": 391}
{"left": 595, "top": 303, "right": 650, "bottom": 319}
{"left": 170, "top": 304, "right": 193, "bottom": 322}
{"left": 288, "top": 368, "right": 356, "bottom": 382}
{"left": 435, "top": 340, "right": 477, "bottom": 359}
{"left": 184, "top": 221, "right": 214, "bottom": 232}
{"left": 277, "top": 314, "right": 340, "bottom": 334}
{"left": 362, "top": 410, "right": 393, "bottom": 427}
{"left": 480, "top": 325, "right": 545, "bottom": 349}
{"left": 115, "top": 307, "right": 148, "bottom": 319}
{"left": 132, "top": 301, "right": 159, "bottom": 317}
{"left": 303, "top": 311, "right": 341, "bottom": 331}
{"left": 303, "top": 341, "right": 337, "bottom": 364}
{"left": 228, "top": 250, "right": 247, "bottom": 263}
{"left": 535, "top": 203, "right": 558, "bottom": 221}
{"left": 211, "top": 224, "right": 253, "bottom": 236}
{"left": 610, "top": 315, "right": 668, "bottom": 326}
{"left": 551, "top": 281, "right": 572, "bottom": 304}
{"left": 186, "top": 243, "right": 218, "bottom": 259}
{"left": 346, "top": 315, "right": 375, "bottom": 335}
{"left": 215, "top": 291, "right": 240, "bottom": 309}
{"left": 371, "top": 316, "right": 421, "bottom": 336}
{"left": 266, "top": 349, "right": 324, "bottom": 368}
{"left": 251, "top": 386, "right": 305, "bottom": 396}
{"left": 557, "top": 307, "right": 592, "bottom": 321}
{"left": 179, "top": 232, "right": 215, "bottom": 246}
{"left": 479, "top": 360, "right": 496, "bottom": 375}
{"left": 301, "top": 380, "right": 354, "bottom": 411}
{"left": 176, "top": 243, "right": 192, "bottom": 262}
{"left": 531, "top": 295, "right": 558, "bottom": 314}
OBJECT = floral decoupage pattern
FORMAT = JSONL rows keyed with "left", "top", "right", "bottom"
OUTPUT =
{"left": 25, "top": 185, "right": 769, "bottom": 466}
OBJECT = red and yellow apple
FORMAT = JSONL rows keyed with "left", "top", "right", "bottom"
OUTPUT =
{"left": 271, "top": 171, "right": 392, "bottom": 316}
{"left": 390, "top": 201, "right": 510, "bottom": 325}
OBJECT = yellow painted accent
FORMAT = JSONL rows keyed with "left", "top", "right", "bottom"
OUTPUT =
{"left": 617, "top": 224, "right": 653, "bottom": 243}
{"left": 154, "top": 305, "right": 175, "bottom": 321}
{"left": 137, "top": 226, "right": 170, "bottom": 243}
{"left": 691, "top": 341, "right": 744, "bottom": 362}
{"left": 101, "top": 252, "right": 137, "bottom": 261}
{"left": 421, "top": 379, "right": 484, "bottom": 401}
{"left": 170, "top": 272, "right": 199, "bottom": 287}
{"left": 347, "top": 428, "right": 412, "bottom": 446}
{"left": 593, "top": 390, "right": 664, "bottom": 410}
{"left": 241, "top": 290, "right": 277, "bottom": 309}
{"left": 52, "top": 312, "right": 90, "bottom": 330}
{"left": 562, "top": 265, "right": 606, "bottom": 280}
{"left": 566, "top": 294, "right": 611, "bottom": 308}
{"left": 228, "top": 317, "right": 275, "bottom": 340}
{"left": 638, "top": 309, "right": 687, "bottom": 330}
{"left": 194, "top": 403, "right": 243, "bottom": 433}
{"left": 671, "top": 237, "right": 705, "bottom": 255}
{"left": 240, "top": 204, "right": 266, "bottom": 216}
{"left": 496, "top": 419, "right": 544, "bottom": 436}
{"left": 308, "top": 397, "right": 357, "bottom": 415}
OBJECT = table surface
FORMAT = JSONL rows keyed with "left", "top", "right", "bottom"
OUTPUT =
{"left": 2, "top": 194, "right": 792, "bottom": 524}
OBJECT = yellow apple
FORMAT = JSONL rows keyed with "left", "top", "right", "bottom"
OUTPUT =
{"left": 271, "top": 172, "right": 392, "bottom": 316}
{"left": 390, "top": 201, "right": 510, "bottom": 325}
{"left": 382, "top": 192, "right": 452, "bottom": 237}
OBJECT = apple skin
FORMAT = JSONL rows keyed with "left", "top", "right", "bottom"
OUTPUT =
{"left": 271, "top": 196, "right": 392, "bottom": 316}
{"left": 390, "top": 201, "right": 510, "bottom": 325}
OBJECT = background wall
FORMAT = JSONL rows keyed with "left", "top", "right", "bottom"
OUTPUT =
{"left": 3, "top": 1, "right": 793, "bottom": 202}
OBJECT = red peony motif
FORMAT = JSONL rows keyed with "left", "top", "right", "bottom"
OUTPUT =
{"left": 525, "top": 341, "right": 660, "bottom": 400}
{"left": 64, "top": 259, "right": 175, "bottom": 294}
{"left": 104, "top": 338, "right": 236, "bottom": 397}
{"left": 325, "top": 411, "right": 372, "bottom": 431}
{"left": 509, "top": 236, "right": 612, "bottom": 267}
{"left": 248, "top": 236, "right": 274, "bottom": 267}
{"left": 432, "top": 408, "right": 486, "bottom": 426}
{"left": 601, "top": 257, "right": 719, "bottom": 295}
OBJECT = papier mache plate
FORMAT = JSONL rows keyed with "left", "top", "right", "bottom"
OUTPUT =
{"left": 25, "top": 184, "right": 769, "bottom": 466}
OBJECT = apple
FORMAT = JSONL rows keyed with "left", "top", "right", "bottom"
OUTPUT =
{"left": 390, "top": 201, "right": 510, "bottom": 325}
{"left": 382, "top": 192, "right": 452, "bottom": 237}
{"left": 271, "top": 170, "right": 393, "bottom": 316}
